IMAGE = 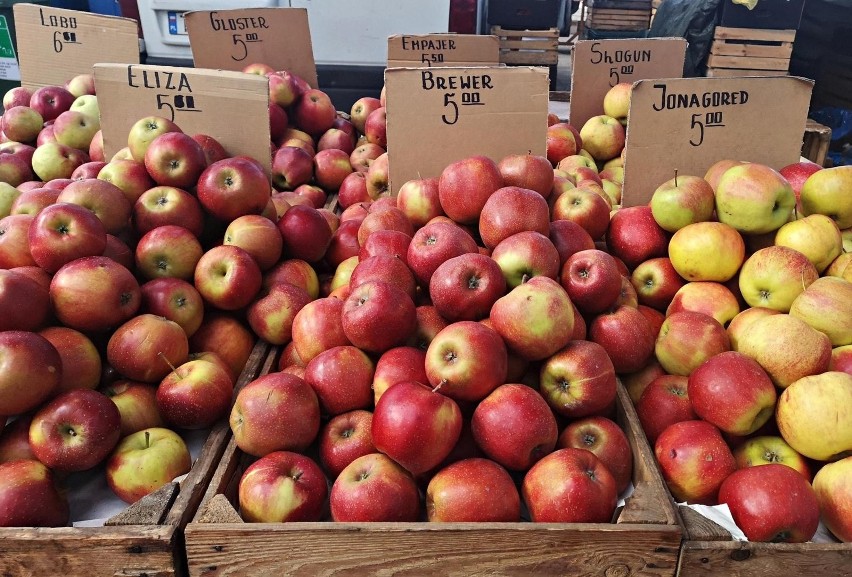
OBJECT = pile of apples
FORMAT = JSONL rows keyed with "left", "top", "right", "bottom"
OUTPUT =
{"left": 229, "top": 151, "right": 646, "bottom": 524}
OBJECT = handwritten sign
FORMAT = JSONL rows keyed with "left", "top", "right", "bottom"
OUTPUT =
{"left": 13, "top": 3, "right": 138, "bottom": 89}
{"left": 94, "top": 63, "right": 271, "bottom": 174}
{"left": 569, "top": 38, "right": 686, "bottom": 129}
{"left": 387, "top": 34, "right": 499, "bottom": 68}
{"left": 385, "top": 67, "right": 548, "bottom": 195}
{"left": 186, "top": 7, "right": 317, "bottom": 88}
{"left": 621, "top": 76, "right": 813, "bottom": 206}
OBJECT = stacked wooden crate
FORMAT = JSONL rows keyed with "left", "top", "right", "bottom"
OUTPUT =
{"left": 587, "top": 0, "right": 653, "bottom": 32}
{"left": 491, "top": 25, "right": 559, "bottom": 67}
{"left": 706, "top": 26, "right": 796, "bottom": 77}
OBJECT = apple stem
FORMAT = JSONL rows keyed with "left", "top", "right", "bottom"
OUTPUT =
{"left": 674, "top": 169, "right": 678, "bottom": 188}
{"left": 521, "top": 273, "right": 531, "bottom": 284}
{"left": 145, "top": 431, "right": 151, "bottom": 449}
{"left": 432, "top": 380, "right": 446, "bottom": 393}
{"left": 158, "top": 352, "right": 180, "bottom": 377}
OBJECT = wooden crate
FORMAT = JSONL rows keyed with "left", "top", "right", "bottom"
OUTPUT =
{"left": 0, "top": 340, "right": 270, "bottom": 577}
{"left": 801, "top": 118, "right": 832, "bottom": 167}
{"left": 492, "top": 26, "right": 559, "bottom": 66}
{"left": 183, "top": 351, "right": 683, "bottom": 577}
{"left": 588, "top": 8, "right": 652, "bottom": 31}
{"left": 675, "top": 505, "right": 852, "bottom": 577}
{"left": 706, "top": 27, "right": 795, "bottom": 77}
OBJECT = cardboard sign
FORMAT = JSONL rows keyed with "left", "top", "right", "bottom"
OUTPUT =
{"left": 622, "top": 76, "right": 814, "bottom": 207}
{"left": 94, "top": 63, "right": 271, "bottom": 174}
{"left": 13, "top": 3, "right": 139, "bottom": 90}
{"left": 387, "top": 34, "right": 500, "bottom": 68}
{"left": 385, "top": 67, "right": 548, "bottom": 195}
{"left": 569, "top": 38, "right": 687, "bottom": 130}
{"left": 185, "top": 8, "right": 318, "bottom": 88}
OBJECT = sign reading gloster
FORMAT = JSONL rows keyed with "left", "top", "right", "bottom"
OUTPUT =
{"left": 13, "top": 3, "right": 138, "bottom": 89}
{"left": 185, "top": 7, "right": 317, "bottom": 88}
{"left": 385, "top": 66, "right": 548, "bottom": 196}
{"left": 621, "top": 76, "right": 813, "bottom": 207}
{"left": 569, "top": 38, "right": 687, "bottom": 129}
{"left": 94, "top": 63, "right": 271, "bottom": 174}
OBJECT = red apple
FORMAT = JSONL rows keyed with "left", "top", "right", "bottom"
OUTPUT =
{"left": 278, "top": 204, "right": 333, "bottom": 263}
{"left": 396, "top": 177, "right": 443, "bottom": 229}
{"left": 135, "top": 225, "right": 203, "bottom": 281}
{"left": 0, "top": 459, "right": 68, "bottom": 527}
{"left": 350, "top": 97, "right": 382, "bottom": 134}
{"left": 330, "top": 452, "right": 420, "bottom": 521}
{"left": 107, "top": 313, "right": 189, "bottom": 384}
{"left": 38, "top": 326, "right": 101, "bottom": 393}
{"left": 196, "top": 157, "right": 270, "bottom": 222}
{"left": 478, "top": 186, "right": 549, "bottom": 249}
{"left": 551, "top": 186, "right": 611, "bottom": 241}
{"left": 342, "top": 281, "right": 417, "bottom": 354}
{"left": 0, "top": 269, "right": 50, "bottom": 331}
{"left": 29, "top": 86, "right": 74, "bottom": 122}
{"left": 192, "top": 133, "right": 229, "bottom": 165}
{"left": 539, "top": 340, "right": 617, "bottom": 419}
{"left": 97, "top": 159, "right": 155, "bottom": 204}
{"left": 498, "top": 154, "right": 554, "bottom": 198}
{"left": 654, "top": 311, "right": 730, "bottom": 376}
{"left": 127, "top": 115, "right": 181, "bottom": 162}
{"left": 156, "top": 358, "right": 233, "bottom": 429}
{"left": 0, "top": 215, "right": 36, "bottom": 268}
{"left": 630, "top": 257, "right": 686, "bottom": 311}
{"left": 133, "top": 185, "right": 204, "bottom": 237}
{"left": 560, "top": 249, "right": 622, "bottom": 315}
{"left": 350, "top": 254, "right": 416, "bottom": 300}
{"left": 546, "top": 122, "right": 582, "bottom": 166}
{"left": 56, "top": 178, "right": 132, "bottom": 236}
{"left": 636, "top": 374, "right": 697, "bottom": 444}
{"left": 429, "top": 253, "right": 506, "bottom": 322}
{"left": 194, "top": 245, "right": 262, "bottom": 310}
{"left": 305, "top": 345, "right": 375, "bottom": 416}
{"left": 427, "top": 457, "right": 521, "bottom": 522}
{"left": 318, "top": 410, "right": 375, "bottom": 478}
{"left": 272, "top": 146, "right": 313, "bottom": 191}
{"left": 549, "top": 219, "right": 595, "bottom": 267}
{"left": 100, "top": 381, "right": 164, "bottom": 437}
{"left": 407, "top": 220, "right": 478, "bottom": 287}
{"left": 438, "top": 155, "right": 504, "bottom": 224}
{"left": 239, "top": 451, "right": 328, "bottom": 522}
{"left": 606, "top": 206, "right": 669, "bottom": 270}
{"left": 364, "top": 107, "right": 387, "bottom": 148}
{"left": 293, "top": 89, "right": 336, "bottom": 136}
{"left": 491, "top": 231, "right": 560, "bottom": 288}
{"left": 0, "top": 331, "right": 61, "bottom": 416}
{"left": 291, "top": 297, "right": 350, "bottom": 364}
{"left": 372, "top": 346, "right": 428, "bottom": 404}
{"left": 140, "top": 278, "right": 205, "bottom": 338}
{"left": 188, "top": 313, "right": 254, "bottom": 379}
{"left": 589, "top": 305, "right": 656, "bottom": 373}
{"left": 558, "top": 416, "right": 632, "bottom": 494}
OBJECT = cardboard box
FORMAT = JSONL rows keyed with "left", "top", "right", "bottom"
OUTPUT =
{"left": 569, "top": 38, "right": 687, "bottom": 129}
{"left": 387, "top": 34, "right": 500, "bottom": 68}
{"left": 94, "top": 63, "right": 271, "bottom": 173}
{"left": 13, "top": 2, "right": 138, "bottom": 90}
{"left": 385, "top": 66, "right": 548, "bottom": 195}
{"left": 621, "top": 76, "right": 813, "bottom": 207}
{"left": 185, "top": 7, "right": 318, "bottom": 89}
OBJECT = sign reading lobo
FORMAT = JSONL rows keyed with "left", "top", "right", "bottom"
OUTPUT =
{"left": 185, "top": 8, "right": 317, "bottom": 88}
{"left": 622, "top": 76, "right": 813, "bottom": 207}
{"left": 569, "top": 38, "right": 686, "bottom": 130}
{"left": 94, "top": 63, "right": 271, "bottom": 173}
{"left": 13, "top": 3, "right": 139, "bottom": 89}
{"left": 385, "top": 67, "right": 548, "bottom": 195}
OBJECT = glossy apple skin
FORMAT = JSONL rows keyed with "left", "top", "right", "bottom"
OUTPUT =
{"left": 636, "top": 375, "right": 696, "bottom": 445}
{"left": 330, "top": 453, "right": 421, "bottom": 522}
{"left": 318, "top": 410, "right": 376, "bottom": 479}
{"left": 0, "top": 459, "right": 69, "bottom": 527}
{"left": 426, "top": 457, "right": 521, "bottom": 522}
{"left": 719, "top": 464, "right": 820, "bottom": 543}
{"left": 606, "top": 206, "right": 669, "bottom": 270}
{"left": 342, "top": 281, "right": 417, "bottom": 354}
{"left": 28, "top": 201, "right": 107, "bottom": 274}
{"left": 305, "top": 345, "right": 375, "bottom": 416}
{"left": 107, "top": 314, "right": 189, "bottom": 384}
{"left": 539, "top": 340, "right": 617, "bottom": 419}
{"left": 438, "top": 155, "right": 504, "bottom": 225}
{"left": 0, "top": 330, "right": 62, "bottom": 416}
{"left": 558, "top": 416, "right": 633, "bottom": 494}
{"left": 813, "top": 456, "right": 852, "bottom": 542}
{"left": 239, "top": 451, "right": 329, "bottom": 522}
{"left": 197, "top": 157, "right": 271, "bottom": 222}
{"left": 715, "top": 163, "right": 796, "bottom": 235}
{"left": 654, "top": 311, "right": 731, "bottom": 377}
{"left": 589, "top": 305, "right": 656, "bottom": 374}
{"left": 156, "top": 359, "right": 233, "bottom": 430}
{"left": 560, "top": 249, "right": 622, "bottom": 316}
{"left": 429, "top": 253, "right": 506, "bottom": 322}
{"left": 39, "top": 326, "right": 101, "bottom": 393}
{"left": 194, "top": 245, "right": 263, "bottom": 311}
{"left": 733, "top": 436, "right": 811, "bottom": 481}
{"left": 106, "top": 427, "right": 191, "bottom": 504}
{"left": 0, "top": 268, "right": 50, "bottom": 332}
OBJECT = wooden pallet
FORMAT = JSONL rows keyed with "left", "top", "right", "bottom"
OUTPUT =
{"left": 706, "top": 27, "right": 795, "bottom": 76}
{"left": 801, "top": 118, "right": 832, "bottom": 167}
{"left": 590, "top": 0, "right": 652, "bottom": 9}
{"left": 0, "top": 340, "right": 270, "bottom": 577}
{"left": 588, "top": 7, "right": 652, "bottom": 31}
{"left": 491, "top": 26, "right": 559, "bottom": 66}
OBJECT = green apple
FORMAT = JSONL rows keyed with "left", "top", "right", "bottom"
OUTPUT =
{"left": 774, "top": 214, "right": 842, "bottom": 273}
{"left": 579, "top": 115, "right": 625, "bottom": 162}
{"left": 0, "top": 182, "right": 22, "bottom": 218}
{"left": 734, "top": 435, "right": 811, "bottom": 481}
{"left": 813, "top": 456, "right": 852, "bottom": 541}
{"left": 70, "top": 94, "right": 100, "bottom": 122}
{"left": 800, "top": 166, "right": 852, "bottom": 229}
{"left": 31, "top": 141, "right": 88, "bottom": 181}
{"left": 603, "top": 82, "right": 632, "bottom": 122}
{"left": 127, "top": 116, "right": 181, "bottom": 162}
{"left": 738, "top": 246, "right": 818, "bottom": 312}
{"left": 776, "top": 371, "right": 852, "bottom": 461}
{"left": 668, "top": 221, "right": 745, "bottom": 282}
{"left": 601, "top": 179, "right": 622, "bottom": 206}
{"left": 52, "top": 110, "right": 99, "bottom": 151}
{"left": 789, "top": 277, "right": 852, "bottom": 346}
{"left": 650, "top": 174, "right": 715, "bottom": 232}
{"left": 105, "top": 427, "right": 191, "bottom": 504}
{"left": 715, "top": 163, "right": 796, "bottom": 234}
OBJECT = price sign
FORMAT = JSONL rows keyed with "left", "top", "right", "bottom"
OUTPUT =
{"left": 385, "top": 67, "right": 548, "bottom": 195}
{"left": 387, "top": 34, "right": 499, "bottom": 68}
{"left": 621, "top": 76, "right": 813, "bottom": 207}
{"left": 13, "top": 3, "right": 138, "bottom": 89}
{"left": 569, "top": 38, "right": 686, "bottom": 130}
{"left": 94, "top": 63, "right": 271, "bottom": 174}
{"left": 186, "top": 8, "right": 317, "bottom": 88}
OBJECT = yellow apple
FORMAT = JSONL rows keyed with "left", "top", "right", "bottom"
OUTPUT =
{"left": 790, "top": 277, "right": 852, "bottom": 346}
{"left": 668, "top": 221, "right": 745, "bottom": 282}
{"left": 800, "top": 165, "right": 852, "bottom": 229}
{"left": 666, "top": 281, "right": 740, "bottom": 326}
{"left": 825, "top": 252, "right": 852, "bottom": 280}
{"left": 738, "top": 246, "right": 818, "bottom": 312}
{"left": 603, "top": 82, "right": 632, "bottom": 121}
{"left": 715, "top": 163, "right": 796, "bottom": 235}
{"left": 726, "top": 307, "right": 780, "bottom": 351}
{"left": 774, "top": 214, "right": 842, "bottom": 273}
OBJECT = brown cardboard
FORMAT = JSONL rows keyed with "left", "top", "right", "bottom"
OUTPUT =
{"left": 387, "top": 34, "right": 500, "bottom": 68}
{"left": 385, "top": 66, "right": 548, "bottom": 195}
{"left": 185, "top": 8, "right": 318, "bottom": 88}
{"left": 622, "top": 76, "right": 814, "bottom": 207}
{"left": 13, "top": 3, "right": 139, "bottom": 90}
{"left": 94, "top": 63, "right": 271, "bottom": 174}
{"left": 569, "top": 38, "right": 687, "bottom": 130}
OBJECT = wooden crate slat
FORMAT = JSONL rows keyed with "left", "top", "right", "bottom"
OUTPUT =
{"left": 499, "top": 39, "right": 558, "bottom": 50}
{"left": 677, "top": 540, "right": 852, "bottom": 577}
{"left": 491, "top": 26, "right": 560, "bottom": 38}
{"left": 706, "top": 68, "right": 789, "bottom": 77}
{"left": 592, "top": 8, "right": 653, "bottom": 16}
{"left": 710, "top": 40, "right": 793, "bottom": 59}
{"left": 586, "top": 19, "right": 649, "bottom": 30}
{"left": 706, "top": 54, "right": 791, "bottom": 71}
{"left": 714, "top": 26, "right": 797, "bottom": 43}
{"left": 590, "top": 0, "right": 653, "bottom": 8}
{"left": 591, "top": 15, "right": 651, "bottom": 23}
{"left": 500, "top": 51, "right": 559, "bottom": 65}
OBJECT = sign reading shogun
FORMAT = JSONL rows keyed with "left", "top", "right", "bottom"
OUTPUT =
{"left": 185, "top": 7, "right": 318, "bottom": 88}
{"left": 569, "top": 38, "right": 686, "bottom": 132}
{"left": 621, "top": 76, "right": 813, "bottom": 207}
{"left": 94, "top": 63, "right": 271, "bottom": 173}
{"left": 12, "top": 2, "right": 139, "bottom": 89}
{"left": 387, "top": 34, "right": 499, "bottom": 68}
{"left": 385, "top": 66, "right": 548, "bottom": 195}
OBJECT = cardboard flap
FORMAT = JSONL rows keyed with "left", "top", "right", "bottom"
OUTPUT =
{"left": 569, "top": 38, "right": 687, "bottom": 130}
{"left": 622, "top": 76, "right": 814, "bottom": 207}
{"left": 387, "top": 34, "right": 500, "bottom": 68}
{"left": 185, "top": 7, "right": 318, "bottom": 88}
{"left": 385, "top": 66, "right": 548, "bottom": 195}
{"left": 94, "top": 64, "right": 271, "bottom": 174}
{"left": 13, "top": 3, "right": 139, "bottom": 90}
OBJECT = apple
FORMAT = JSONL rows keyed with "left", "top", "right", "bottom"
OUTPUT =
{"left": 278, "top": 204, "right": 333, "bottom": 263}
{"left": 549, "top": 219, "right": 595, "bottom": 267}
{"left": 349, "top": 142, "right": 384, "bottom": 174}
{"left": 830, "top": 345, "right": 852, "bottom": 376}
{"left": 734, "top": 436, "right": 811, "bottom": 480}
{"left": 736, "top": 314, "right": 832, "bottom": 388}
{"left": 0, "top": 460, "right": 68, "bottom": 527}
{"left": 719, "top": 464, "right": 819, "bottom": 542}
{"left": 636, "top": 374, "right": 696, "bottom": 444}
{"left": 406, "top": 220, "right": 478, "bottom": 287}
{"left": 497, "top": 154, "right": 554, "bottom": 198}
{"left": 293, "top": 89, "right": 336, "bottom": 136}
{"left": 56, "top": 178, "right": 132, "bottom": 236}
{"left": 304, "top": 345, "right": 375, "bottom": 416}
{"left": 264, "top": 258, "right": 320, "bottom": 298}
{"left": 629, "top": 257, "right": 686, "bottom": 311}
{"left": 38, "top": 326, "right": 100, "bottom": 393}
{"left": 606, "top": 206, "right": 669, "bottom": 270}
{"left": 196, "top": 157, "right": 270, "bottom": 222}
{"left": 2, "top": 106, "right": 43, "bottom": 143}
{"left": 666, "top": 281, "right": 740, "bottom": 327}
{"left": 3, "top": 86, "right": 32, "bottom": 110}
{"left": 100, "top": 381, "right": 164, "bottom": 437}
{"left": 140, "top": 278, "right": 205, "bottom": 338}
{"left": 546, "top": 122, "right": 582, "bottom": 166}
{"left": 372, "top": 380, "right": 462, "bottom": 475}
{"left": 371, "top": 346, "right": 428, "bottom": 404}
{"left": 291, "top": 297, "right": 350, "bottom": 364}
{"left": 330, "top": 452, "right": 420, "bottom": 521}
{"left": 551, "top": 186, "right": 611, "bottom": 241}
{"left": 0, "top": 269, "right": 49, "bottom": 331}
{"left": 156, "top": 358, "right": 233, "bottom": 429}
{"left": 135, "top": 225, "right": 203, "bottom": 281}
{"left": 0, "top": 181, "right": 22, "bottom": 218}
{"left": 812, "top": 456, "right": 852, "bottom": 542}
{"left": 491, "top": 231, "right": 560, "bottom": 288}
{"left": 560, "top": 249, "right": 622, "bottom": 315}
{"left": 668, "top": 221, "right": 745, "bottom": 282}
{"left": 579, "top": 115, "right": 625, "bottom": 161}
{"left": 800, "top": 165, "right": 852, "bottom": 229}
{"left": 438, "top": 155, "right": 504, "bottom": 224}
{"left": 738, "top": 246, "right": 818, "bottom": 312}
{"left": 318, "top": 410, "right": 375, "bottom": 478}
{"left": 558, "top": 416, "right": 632, "bottom": 494}
{"left": 127, "top": 116, "right": 181, "bottom": 162}
{"left": 88, "top": 129, "right": 104, "bottom": 161}
{"left": 29, "top": 389, "right": 121, "bottom": 471}
{"left": 223, "top": 215, "right": 282, "bottom": 272}
{"left": 426, "top": 458, "right": 520, "bottom": 522}
{"left": 71, "top": 161, "right": 107, "bottom": 181}
{"left": 106, "top": 428, "right": 191, "bottom": 504}
{"left": 603, "top": 82, "right": 632, "bottom": 120}
{"left": 246, "top": 282, "right": 312, "bottom": 346}
{"left": 29, "top": 86, "right": 74, "bottom": 122}
{"left": 655, "top": 311, "right": 730, "bottom": 376}
{"left": 107, "top": 313, "right": 189, "bottom": 384}
{"left": 655, "top": 420, "right": 736, "bottom": 504}
{"left": 52, "top": 110, "right": 99, "bottom": 151}
{"left": 775, "top": 214, "right": 842, "bottom": 273}
{"left": 133, "top": 185, "right": 204, "bottom": 238}
{"left": 267, "top": 71, "right": 301, "bottom": 108}
{"left": 31, "top": 142, "right": 86, "bottom": 182}
{"left": 342, "top": 281, "right": 417, "bottom": 354}
{"left": 238, "top": 451, "right": 328, "bottom": 522}
{"left": 714, "top": 163, "right": 796, "bottom": 234}
{"left": 350, "top": 97, "right": 382, "bottom": 134}
{"left": 522, "top": 448, "right": 618, "bottom": 522}
{"left": 98, "top": 159, "right": 155, "bottom": 204}
{"left": 539, "top": 340, "right": 617, "bottom": 419}
{"left": 429, "top": 253, "right": 505, "bottom": 322}
{"left": 0, "top": 331, "right": 61, "bottom": 417}
{"left": 26, "top": 201, "right": 105, "bottom": 274}
{"left": 790, "top": 276, "right": 852, "bottom": 346}
{"left": 194, "top": 245, "right": 262, "bottom": 311}
{"left": 364, "top": 106, "right": 387, "bottom": 148}
{"left": 349, "top": 255, "right": 416, "bottom": 301}
{"left": 317, "top": 127, "right": 355, "bottom": 155}
{"left": 622, "top": 359, "right": 665, "bottom": 404}
{"left": 358, "top": 229, "right": 412, "bottom": 264}
{"left": 9, "top": 188, "right": 58, "bottom": 217}
{"left": 230, "top": 372, "right": 320, "bottom": 458}
{"left": 589, "top": 305, "right": 655, "bottom": 374}
{"left": 479, "top": 186, "right": 549, "bottom": 249}
{"left": 271, "top": 146, "right": 313, "bottom": 191}
{"left": 337, "top": 172, "right": 371, "bottom": 209}
{"left": 776, "top": 371, "right": 852, "bottom": 461}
